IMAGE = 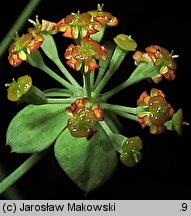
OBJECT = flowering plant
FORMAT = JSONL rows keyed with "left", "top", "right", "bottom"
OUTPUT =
{"left": 0, "top": 1, "right": 189, "bottom": 198}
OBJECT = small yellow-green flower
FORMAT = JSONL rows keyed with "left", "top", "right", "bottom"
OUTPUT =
{"left": 165, "top": 108, "right": 189, "bottom": 136}
{"left": 120, "top": 136, "right": 143, "bottom": 167}
{"left": 114, "top": 34, "right": 137, "bottom": 52}
{"left": 6, "top": 75, "right": 32, "bottom": 102}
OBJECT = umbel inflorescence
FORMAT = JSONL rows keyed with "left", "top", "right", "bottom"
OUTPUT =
{"left": 3, "top": 3, "right": 188, "bottom": 193}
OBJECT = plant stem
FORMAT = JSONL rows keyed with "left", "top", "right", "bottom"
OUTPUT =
{"left": 102, "top": 62, "right": 158, "bottom": 100}
{"left": 47, "top": 97, "right": 76, "bottom": 104}
{"left": 41, "top": 65, "right": 74, "bottom": 91}
{"left": 40, "top": 34, "right": 81, "bottom": 89}
{"left": 43, "top": 88, "right": 73, "bottom": 97}
{"left": 83, "top": 73, "right": 91, "bottom": 98}
{"left": 92, "top": 46, "right": 127, "bottom": 98}
{"left": 54, "top": 58, "right": 82, "bottom": 89}
{"left": 94, "top": 41, "right": 116, "bottom": 88}
{"left": 101, "top": 103, "right": 145, "bottom": 114}
{"left": 99, "top": 120, "right": 113, "bottom": 137}
{"left": 0, "top": 163, "right": 23, "bottom": 199}
{"left": 112, "top": 110, "right": 139, "bottom": 121}
{"left": 27, "top": 50, "right": 74, "bottom": 91}
{"left": 99, "top": 120, "right": 123, "bottom": 153}
{"left": 0, "top": 0, "right": 42, "bottom": 59}
{"left": 101, "top": 102, "right": 139, "bottom": 121}
{"left": 0, "top": 151, "right": 47, "bottom": 196}
{"left": 90, "top": 71, "right": 95, "bottom": 91}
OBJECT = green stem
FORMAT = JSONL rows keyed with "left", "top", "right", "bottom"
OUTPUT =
{"left": 0, "top": 151, "right": 47, "bottom": 196}
{"left": 0, "top": 0, "right": 42, "bottom": 59}
{"left": 92, "top": 46, "right": 127, "bottom": 98}
{"left": 0, "top": 163, "right": 23, "bottom": 199}
{"left": 43, "top": 88, "right": 73, "bottom": 97}
{"left": 83, "top": 73, "right": 91, "bottom": 98}
{"left": 102, "top": 62, "right": 158, "bottom": 100}
{"left": 28, "top": 50, "right": 73, "bottom": 91}
{"left": 99, "top": 120, "right": 113, "bottom": 137}
{"left": 101, "top": 103, "right": 145, "bottom": 114}
{"left": 102, "top": 78, "right": 133, "bottom": 101}
{"left": 90, "top": 71, "right": 95, "bottom": 91}
{"left": 41, "top": 65, "right": 74, "bottom": 90}
{"left": 102, "top": 79, "right": 131, "bottom": 101}
{"left": 47, "top": 97, "right": 76, "bottom": 104}
{"left": 104, "top": 112, "right": 122, "bottom": 133}
{"left": 54, "top": 58, "right": 82, "bottom": 89}
{"left": 40, "top": 34, "right": 81, "bottom": 89}
{"left": 94, "top": 41, "right": 116, "bottom": 88}
{"left": 111, "top": 110, "right": 139, "bottom": 122}
{"left": 98, "top": 120, "right": 123, "bottom": 153}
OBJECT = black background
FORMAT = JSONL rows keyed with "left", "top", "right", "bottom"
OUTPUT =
{"left": 0, "top": 0, "right": 190, "bottom": 199}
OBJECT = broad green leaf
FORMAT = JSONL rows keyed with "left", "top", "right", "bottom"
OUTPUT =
{"left": 6, "top": 104, "right": 70, "bottom": 153}
{"left": 54, "top": 125, "right": 118, "bottom": 193}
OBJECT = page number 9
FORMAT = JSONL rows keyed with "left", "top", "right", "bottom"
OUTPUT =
{"left": 181, "top": 203, "right": 187, "bottom": 211}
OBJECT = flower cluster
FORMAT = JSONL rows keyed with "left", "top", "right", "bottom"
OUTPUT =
{"left": 8, "top": 4, "right": 118, "bottom": 73}
{"left": 66, "top": 98, "right": 104, "bottom": 139}
{"left": 64, "top": 37, "right": 107, "bottom": 73}
{"left": 8, "top": 33, "right": 44, "bottom": 67}
{"left": 57, "top": 11, "right": 102, "bottom": 39}
{"left": 133, "top": 45, "right": 178, "bottom": 83}
{"left": 57, "top": 3, "right": 118, "bottom": 40}
{"left": 136, "top": 88, "right": 174, "bottom": 134}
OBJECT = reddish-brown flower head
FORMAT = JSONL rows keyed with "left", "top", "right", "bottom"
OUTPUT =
{"left": 133, "top": 45, "right": 178, "bottom": 83}
{"left": 8, "top": 33, "right": 44, "bottom": 67}
{"left": 64, "top": 37, "right": 107, "bottom": 73}
{"left": 57, "top": 11, "right": 102, "bottom": 39}
{"left": 66, "top": 98, "right": 104, "bottom": 139}
{"left": 136, "top": 88, "right": 174, "bottom": 134}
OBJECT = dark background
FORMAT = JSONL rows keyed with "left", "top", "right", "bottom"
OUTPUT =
{"left": 0, "top": 0, "right": 190, "bottom": 199}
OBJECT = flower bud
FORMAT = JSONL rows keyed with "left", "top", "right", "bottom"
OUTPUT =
{"left": 6, "top": 75, "right": 47, "bottom": 105}
{"left": 114, "top": 34, "right": 137, "bottom": 52}
{"left": 120, "top": 136, "right": 143, "bottom": 167}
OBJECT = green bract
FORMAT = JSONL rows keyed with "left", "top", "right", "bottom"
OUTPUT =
{"left": 54, "top": 125, "right": 118, "bottom": 193}
{"left": 7, "top": 104, "right": 70, "bottom": 153}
